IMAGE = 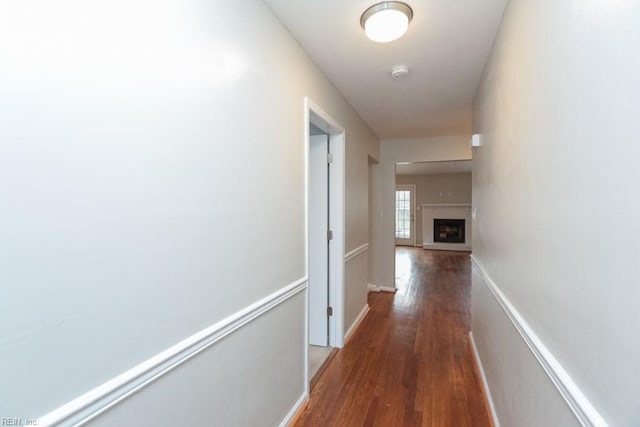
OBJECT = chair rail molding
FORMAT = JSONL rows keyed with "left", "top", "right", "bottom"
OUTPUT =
{"left": 345, "top": 243, "right": 369, "bottom": 263}
{"left": 38, "top": 277, "right": 308, "bottom": 427}
{"left": 470, "top": 256, "right": 608, "bottom": 427}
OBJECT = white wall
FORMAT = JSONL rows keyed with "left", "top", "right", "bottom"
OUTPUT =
{"left": 396, "top": 173, "right": 471, "bottom": 245}
{"left": 0, "top": 0, "right": 378, "bottom": 424}
{"left": 378, "top": 137, "right": 472, "bottom": 289}
{"left": 472, "top": 0, "right": 640, "bottom": 425}
{"left": 344, "top": 112, "right": 379, "bottom": 336}
{"left": 367, "top": 158, "right": 379, "bottom": 287}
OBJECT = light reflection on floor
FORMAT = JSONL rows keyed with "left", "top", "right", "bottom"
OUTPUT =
{"left": 395, "top": 248, "right": 413, "bottom": 289}
{"left": 394, "top": 247, "right": 416, "bottom": 311}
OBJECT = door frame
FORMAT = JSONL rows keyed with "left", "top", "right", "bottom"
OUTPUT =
{"left": 304, "top": 97, "right": 346, "bottom": 389}
{"left": 394, "top": 184, "right": 416, "bottom": 247}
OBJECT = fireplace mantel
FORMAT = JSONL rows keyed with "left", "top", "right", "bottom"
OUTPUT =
{"left": 421, "top": 204, "right": 472, "bottom": 252}
{"left": 419, "top": 203, "right": 471, "bottom": 208}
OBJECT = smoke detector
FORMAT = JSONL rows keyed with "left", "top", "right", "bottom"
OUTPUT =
{"left": 391, "top": 65, "right": 410, "bottom": 80}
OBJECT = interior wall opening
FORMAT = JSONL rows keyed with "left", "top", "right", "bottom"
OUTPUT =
{"left": 305, "top": 98, "right": 346, "bottom": 392}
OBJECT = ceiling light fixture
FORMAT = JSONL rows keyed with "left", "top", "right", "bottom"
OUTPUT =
{"left": 360, "top": 2, "right": 413, "bottom": 43}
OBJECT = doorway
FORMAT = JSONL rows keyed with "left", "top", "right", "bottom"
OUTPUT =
{"left": 308, "top": 126, "right": 330, "bottom": 347}
{"left": 395, "top": 160, "right": 473, "bottom": 252}
{"left": 394, "top": 184, "right": 416, "bottom": 246}
{"left": 305, "top": 98, "right": 345, "bottom": 390}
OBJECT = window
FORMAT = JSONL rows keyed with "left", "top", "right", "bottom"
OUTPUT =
{"left": 395, "top": 190, "right": 411, "bottom": 239}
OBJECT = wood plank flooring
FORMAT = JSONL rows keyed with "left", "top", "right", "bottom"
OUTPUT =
{"left": 294, "top": 248, "right": 492, "bottom": 427}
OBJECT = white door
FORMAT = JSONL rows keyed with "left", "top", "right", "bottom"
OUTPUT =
{"left": 309, "top": 134, "right": 330, "bottom": 346}
{"left": 395, "top": 184, "right": 415, "bottom": 246}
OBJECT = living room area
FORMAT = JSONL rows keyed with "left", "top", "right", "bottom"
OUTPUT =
{"left": 395, "top": 160, "right": 472, "bottom": 252}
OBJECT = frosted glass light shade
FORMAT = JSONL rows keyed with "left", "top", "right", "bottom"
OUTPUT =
{"left": 361, "top": 2, "right": 413, "bottom": 43}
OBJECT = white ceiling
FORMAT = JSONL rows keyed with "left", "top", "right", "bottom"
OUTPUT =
{"left": 396, "top": 160, "right": 472, "bottom": 175}
{"left": 263, "top": 0, "right": 508, "bottom": 140}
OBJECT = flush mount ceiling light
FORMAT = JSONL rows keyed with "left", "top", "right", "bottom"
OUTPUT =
{"left": 360, "top": 1, "right": 413, "bottom": 43}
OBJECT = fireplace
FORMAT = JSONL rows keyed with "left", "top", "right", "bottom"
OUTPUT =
{"left": 433, "top": 219, "right": 465, "bottom": 244}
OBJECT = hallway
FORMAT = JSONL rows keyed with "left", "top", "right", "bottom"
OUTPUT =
{"left": 295, "top": 248, "right": 492, "bottom": 426}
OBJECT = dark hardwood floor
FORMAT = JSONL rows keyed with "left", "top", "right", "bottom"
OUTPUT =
{"left": 294, "top": 248, "right": 492, "bottom": 427}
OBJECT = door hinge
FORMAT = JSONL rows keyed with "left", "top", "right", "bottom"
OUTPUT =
{"left": 327, "top": 306, "right": 333, "bottom": 317}
{"left": 327, "top": 153, "right": 333, "bottom": 164}
{"left": 327, "top": 230, "right": 333, "bottom": 240}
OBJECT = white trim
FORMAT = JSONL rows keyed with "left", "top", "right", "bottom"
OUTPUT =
{"left": 329, "top": 129, "right": 345, "bottom": 348}
{"left": 303, "top": 275, "right": 310, "bottom": 398}
{"left": 279, "top": 393, "right": 308, "bottom": 427}
{"left": 303, "top": 93, "right": 311, "bottom": 401}
{"left": 469, "top": 331, "right": 501, "bottom": 427}
{"left": 365, "top": 284, "right": 396, "bottom": 293}
{"left": 38, "top": 278, "right": 308, "bottom": 427}
{"left": 367, "top": 283, "right": 381, "bottom": 292}
{"left": 344, "top": 304, "right": 370, "bottom": 345}
{"left": 306, "top": 98, "right": 345, "bottom": 135}
{"left": 345, "top": 243, "right": 369, "bottom": 263}
{"left": 419, "top": 203, "right": 471, "bottom": 207}
{"left": 470, "top": 256, "right": 608, "bottom": 427}
{"left": 305, "top": 97, "right": 346, "bottom": 350}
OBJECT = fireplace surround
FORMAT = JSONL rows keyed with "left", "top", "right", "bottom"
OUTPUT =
{"left": 420, "top": 203, "right": 471, "bottom": 251}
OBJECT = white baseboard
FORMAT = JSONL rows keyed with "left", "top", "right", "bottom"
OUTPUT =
{"left": 469, "top": 331, "right": 500, "bottom": 427}
{"left": 368, "top": 284, "right": 396, "bottom": 293}
{"left": 344, "top": 304, "right": 370, "bottom": 345}
{"left": 367, "top": 283, "right": 380, "bottom": 292}
{"left": 470, "top": 256, "right": 607, "bottom": 427}
{"left": 279, "top": 393, "right": 307, "bottom": 427}
{"left": 38, "top": 277, "right": 308, "bottom": 427}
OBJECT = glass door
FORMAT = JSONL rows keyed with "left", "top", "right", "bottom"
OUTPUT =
{"left": 395, "top": 185, "right": 415, "bottom": 246}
